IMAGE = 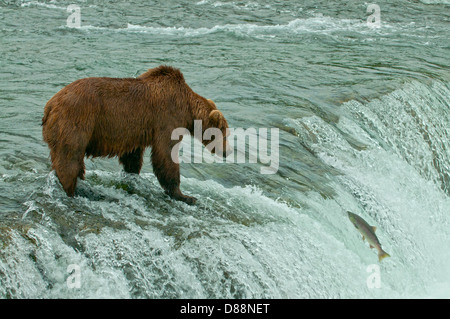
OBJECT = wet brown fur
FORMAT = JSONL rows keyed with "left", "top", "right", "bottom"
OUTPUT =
{"left": 42, "top": 65, "right": 229, "bottom": 204}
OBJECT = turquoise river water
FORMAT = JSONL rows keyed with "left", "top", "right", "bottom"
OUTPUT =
{"left": 0, "top": 0, "right": 449, "bottom": 298}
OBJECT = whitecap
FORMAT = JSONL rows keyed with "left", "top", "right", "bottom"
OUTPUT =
{"left": 20, "top": 1, "right": 66, "bottom": 10}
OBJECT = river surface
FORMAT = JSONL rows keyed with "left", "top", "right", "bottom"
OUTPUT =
{"left": 0, "top": 0, "right": 449, "bottom": 298}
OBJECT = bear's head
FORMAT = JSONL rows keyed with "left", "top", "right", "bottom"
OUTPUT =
{"left": 203, "top": 99, "right": 232, "bottom": 158}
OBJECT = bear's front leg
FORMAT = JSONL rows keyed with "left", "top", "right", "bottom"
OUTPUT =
{"left": 151, "top": 143, "right": 197, "bottom": 205}
{"left": 165, "top": 188, "right": 197, "bottom": 205}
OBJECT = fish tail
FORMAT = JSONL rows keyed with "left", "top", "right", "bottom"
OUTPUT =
{"left": 378, "top": 250, "right": 390, "bottom": 262}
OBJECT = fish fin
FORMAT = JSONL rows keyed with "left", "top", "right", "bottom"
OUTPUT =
{"left": 362, "top": 236, "right": 365, "bottom": 241}
{"left": 378, "top": 251, "right": 390, "bottom": 262}
{"left": 372, "top": 226, "right": 377, "bottom": 232}
{"left": 369, "top": 244, "right": 374, "bottom": 249}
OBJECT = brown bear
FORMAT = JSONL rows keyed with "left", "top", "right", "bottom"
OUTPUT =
{"left": 42, "top": 65, "right": 230, "bottom": 205}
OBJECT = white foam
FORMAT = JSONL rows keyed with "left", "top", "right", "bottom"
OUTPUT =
{"left": 419, "top": 0, "right": 450, "bottom": 4}
{"left": 196, "top": 0, "right": 269, "bottom": 10}
{"left": 70, "top": 16, "right": 388, "bottom": 38}
{"left": 21, "top": 1, "right": 66, "bottom": 10}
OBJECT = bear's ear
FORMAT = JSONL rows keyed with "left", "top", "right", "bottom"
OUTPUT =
{"left": 207, "top": 99, "right": 216, "bottom": 108}
{"left": 209, "top": 110, "right": 224, "bottom": 127}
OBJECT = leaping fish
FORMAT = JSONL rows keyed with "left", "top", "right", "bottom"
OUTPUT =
{"left": 348, "top": 211, "right": 390, "bottom": 262}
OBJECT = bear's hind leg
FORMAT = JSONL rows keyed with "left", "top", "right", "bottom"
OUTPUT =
{"left": 50, "top": 142, "right": 86, "bottom": 197}
{"left": 119, "top": 147, "right": 144, "bottom": 174}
